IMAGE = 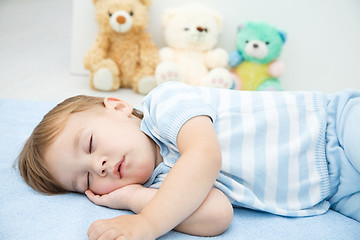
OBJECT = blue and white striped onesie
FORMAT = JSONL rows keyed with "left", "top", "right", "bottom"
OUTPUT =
{"left": 141, "top": 81, "right": 360, "bottom": 221}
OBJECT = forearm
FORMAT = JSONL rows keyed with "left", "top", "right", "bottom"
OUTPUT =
{"left": 139, "top": 117, "right": 222, "bottom": 238}
{"left": 130, "top": 187, "right": 233, "bottom": 237}
{"left": 128, "top": 186, "right": 157, "bottom": 214}
{"left": 139, "top": 154, "right": 220, "bottom": 237}
{"left": 174, "top": 188, "right": 233, "bottom": 236}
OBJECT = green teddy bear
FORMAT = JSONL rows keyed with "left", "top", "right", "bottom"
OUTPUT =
{"left": 229, "top": 22, "right": 286, "bottom": 91}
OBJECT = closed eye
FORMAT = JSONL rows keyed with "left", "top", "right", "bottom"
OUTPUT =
{"left": 89, "top": 134, "right": 93, "bottom": 154}
{"left": 87, "top": 172, "right": 90, "bottom": 189}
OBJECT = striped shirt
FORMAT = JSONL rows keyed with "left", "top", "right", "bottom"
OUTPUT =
{"left": 141, "top": 81, "right": 331, "bottom": 217}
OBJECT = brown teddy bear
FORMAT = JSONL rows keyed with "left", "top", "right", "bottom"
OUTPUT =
{"left": 84, "top": 0, "right": 159, "bottom": 94}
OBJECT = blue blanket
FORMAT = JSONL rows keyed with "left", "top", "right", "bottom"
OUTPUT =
{"left": 1, "top": 99, "right": 359, "bottom": 240}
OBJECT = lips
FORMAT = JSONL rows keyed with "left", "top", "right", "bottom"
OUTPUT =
{"left": 113, "top": 157, "right": 125, "bottom": 179}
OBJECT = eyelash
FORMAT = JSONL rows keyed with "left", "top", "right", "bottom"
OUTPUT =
{"left": 89, "top": 134, "right": 93, "bottom": 154}
{"left": 87, "top": 134, "right": 93, "bottom": 189}
{"left": 87, "top": 172, "right": 90, "bottom": 190}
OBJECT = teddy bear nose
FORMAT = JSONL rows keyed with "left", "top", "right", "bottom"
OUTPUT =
{"left": 253, "top": 43, "right": 259, "bottom": 48}
{"left": 197, "top": 27, "right": 204, "bottom": 32}
{"left": 116, "top": 16, "right": 126, "bottom": 24}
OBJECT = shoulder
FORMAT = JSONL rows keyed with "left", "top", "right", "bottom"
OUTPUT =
{"left": 141, "top": 82, "right": 217, "bottom": 145}
{"left": 142, "top": 82, "right": 203, "bottom": 113}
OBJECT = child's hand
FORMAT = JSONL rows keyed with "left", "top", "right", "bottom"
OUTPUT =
{"left": 85, "top": 184, "right": 142, "bottom": 210}
{"left": 88, "top": 214, "right": 156, "bottom": 240}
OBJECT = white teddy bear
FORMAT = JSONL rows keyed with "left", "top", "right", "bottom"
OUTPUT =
{"left": 155, "top": 3, "right": 234, "bottom": 89}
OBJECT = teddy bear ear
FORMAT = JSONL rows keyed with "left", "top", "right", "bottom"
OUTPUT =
{"left": 162, "top": 8, "right": 178, "bottom": 26}
{"left": 237, "top": 23, "right": 246, "bottom": 32}
{"left": 139, "top": 0, "right": 152, "bottom": 7}
{"left": 209, "top": 10, "right": 223, "bottom": 30}
{"left": 278, "top": 31, "right": 287, "bottom": 43}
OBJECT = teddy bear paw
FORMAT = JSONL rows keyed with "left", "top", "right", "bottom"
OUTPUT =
{"left": 203, "top": 68, "right": 235, "bottom": 89}
{"left": 92, "top": 68, "right": 118, "bottom": 91}
{"left": 138, "top": 76, "right": 157, "bottom": 95}
{"left": 155, "top": 62, "right": 182, "bottom": 85}
{"left": 257, "top": 79, "right": 283, "bottom": 91}
{"left": 159, "top": 71, "right": 179, "bottom": 83}
{"left": 207, "top": 77, "right": 234, "bottom": 89}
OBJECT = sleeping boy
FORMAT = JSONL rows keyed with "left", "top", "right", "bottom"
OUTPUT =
{"left": 18, "top": 81, "right": 360, "bottom": 239}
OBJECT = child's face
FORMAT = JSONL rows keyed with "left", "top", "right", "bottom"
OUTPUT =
{"left": 44, "top": 98, "right": 161, "bottom": 195}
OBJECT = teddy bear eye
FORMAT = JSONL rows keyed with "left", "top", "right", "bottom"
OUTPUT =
{"left": 204, "top": 28, "right": 208, "bottom": 32}
{"left": 184, "top": 27, "right": 189, "bottom": 31}
{"left": 265, "top": 41, "right": 270, "bottom": 45}
{"left": 245, "top": 40, "right": 249, "bottom": 44}
{"left": 129, "top": 11, "right": 134, "bottom": 16}
{"left": 108, "top": 12, "right": 112, "bottom": 17}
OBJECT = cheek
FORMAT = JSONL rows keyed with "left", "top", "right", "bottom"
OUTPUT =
{"left": 92, "top": 179, "right": 121, "bottom": 195}
{"left": 135, "top": 160, "right": 156, "bottom": 184}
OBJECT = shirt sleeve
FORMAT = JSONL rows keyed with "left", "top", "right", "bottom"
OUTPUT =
{"left": 140, "top": 82, "right": 216, "bottom": 148}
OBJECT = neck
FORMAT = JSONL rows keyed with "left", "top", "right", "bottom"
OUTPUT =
{"left": 138, "top": 117, "right": 163, "bottom": 168}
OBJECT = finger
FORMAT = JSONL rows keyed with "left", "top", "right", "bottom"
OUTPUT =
{"left": 85, "top": 190, "right": 98, "bottom": 203}
{"left": 87, "top": 220, "right": 103, "bottom": 240}
{"left": 85, "top": 190, "right": 95, "bottom": 199}
{"left": 88, "top": 219, "right": 113, "bottom": 240}
{"left": 85, "top": 190, "right": 107, "bottom": 206}
{"left": 98, "top": 229, "right": 120, "bottom": 240}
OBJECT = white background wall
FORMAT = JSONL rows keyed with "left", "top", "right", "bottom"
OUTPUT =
{"left": 71, "top": 0, "right": 360, "bottom": 93}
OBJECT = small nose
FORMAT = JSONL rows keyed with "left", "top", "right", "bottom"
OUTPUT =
{"left": 253, "top": 43, "right": 259, "bottom": 48}
{"left": 116, "top": 16, "right": 126, "bottom": 24}
{"left": 92, "top": 158, "right": 107, "bottom": 176}
{"left": 197, "top": 27, "right": 204, "bottom": 32}
{"left": 100, "top": 160, "right": 107, "bottom": 176}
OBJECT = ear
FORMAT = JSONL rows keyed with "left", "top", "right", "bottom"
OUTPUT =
{"left": 139, "top": 0, "right": 152, "bottom": 7}
{"left": 103, "top": 97, "right": 133, "bottom": 116}
{"left": 237, "top": 23, "right": 246, "bottom": 32}
{"left": 163, "top": 8, "right": 178, "bottom": 26}
{"left": 210, "top": 10, "right": 223, "bottom": 31}
{"left": 278, "top": 31, "right": 287, "bottom": 43}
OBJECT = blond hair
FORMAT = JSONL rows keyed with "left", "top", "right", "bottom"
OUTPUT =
{"left": 18, "top": 95, "right": 143, "bottom": 195}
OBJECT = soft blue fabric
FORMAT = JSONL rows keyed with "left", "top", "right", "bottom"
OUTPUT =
{"left": 0, "top": 98, "right": 359, "bottom": 240}
{"left": 326, "top": 92, "right": 360, "bottom": 221}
